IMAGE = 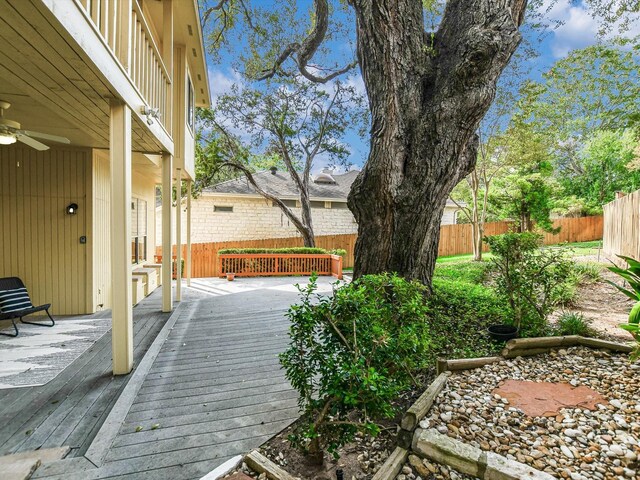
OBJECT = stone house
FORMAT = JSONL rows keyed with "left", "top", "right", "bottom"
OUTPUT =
{"left": 157, "top": 169, "right": 463, "bottom": 245}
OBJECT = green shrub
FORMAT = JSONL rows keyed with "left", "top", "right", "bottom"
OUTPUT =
{"left": 554, "top": 311, "right": 594, "bottom": 336}
{"left": 572, "top": 262, "right": 603, "bottom": 283}
{"left": 433, "top": 261, "right": 490, "bottom": 285}
{"left": 429, "top": 278, "right": 507, "bottom": 358}
{"left": 328, "top": 248, "right": 347, "bottom": 257}
{"left": 485, "top": 232, "right": 574, "bottom": 337}
{"left": 280, "top": 273, "right": 431, "bottom": 463}
{"left": 218, "top": 247, "right": 328, "bottom": 255}
{"left": 607, "top": 255, "right": 640, "bottom": 361}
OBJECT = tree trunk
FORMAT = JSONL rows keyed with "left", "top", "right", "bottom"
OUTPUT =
{"left": 348, "top": 0, "right": 526, "bottom": 287}
{"left": 299, "top": 189, "right": 316, "bottom": 247}
{"left": 470, "top": 170, "right": 481, "bottom": 261}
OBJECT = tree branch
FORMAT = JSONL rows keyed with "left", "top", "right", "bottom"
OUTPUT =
{"left": 256, "top": 0, "right": 357, "bottom": 83}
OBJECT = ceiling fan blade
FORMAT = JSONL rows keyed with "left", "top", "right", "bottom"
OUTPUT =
{"left": 16, "top": 129, "right": 70, "bottom": 144}
{"left": 16, "top": 134, "right": 49, "bottom": 151}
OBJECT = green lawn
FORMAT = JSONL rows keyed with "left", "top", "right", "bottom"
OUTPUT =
{"left": 436, "top": 240, "right": 604, "bottom": 263}
{"left": 344, "top": 239, "right": 604, "bottom": 273}
{"left": 436, "top": 252, "right": 493, "bottom": 263}
{"left": 547, "top": 240, "right": 603, "bottom": 257}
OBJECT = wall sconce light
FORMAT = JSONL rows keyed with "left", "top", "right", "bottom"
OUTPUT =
{"left": 66, "top": 203, "right": 78, "bottom": 215}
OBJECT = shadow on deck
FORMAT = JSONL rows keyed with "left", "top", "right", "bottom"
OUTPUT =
{"left": 0, "top": 287, "right": 172, "bottom": 458}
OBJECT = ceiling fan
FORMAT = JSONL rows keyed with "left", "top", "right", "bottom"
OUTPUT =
{"left": 0, "top": 100, "right": 70, "bottom": 150}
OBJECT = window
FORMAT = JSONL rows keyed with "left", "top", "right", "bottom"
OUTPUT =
{"left": 187, "top": 76, "right": 194, "bottom": 132}
{"left": 273, "top": 200, "right": 297, "bottom": 208}
{"left": 131, "top": 198, "right": 148, "bottom": 264}
{"left": 214, "top": 205, "right": 233, "bottom": 212}
{"left": 310, "top": 201, "right": 326, "bottom": 209}
{"left": 331, "top": 202, "right": 349, "bottom": 209}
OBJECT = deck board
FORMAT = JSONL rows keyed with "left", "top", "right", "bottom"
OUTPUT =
{"left": 15, "top": 277, "right": 338, "bottom": 480}
{"left": 0, "top": 288, "right": 171, "bottom": 456}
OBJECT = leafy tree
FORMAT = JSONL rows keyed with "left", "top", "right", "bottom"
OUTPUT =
{"left": 451, "top": 134, "right": 511, "bottom": 261}
{"left": 562, "top": 129, "right": 640, "bottom": 213}
{"left": 489, "top": 121, "right": 560, "bottom": 232}
{"left": 201, "top": 0, "right": 528, "bottom": 288}
{"left": 517, "top": 43, "right": 640, "bottom": 180}
{"left": 491, "top": 162, "right": 559, "bottom": 233}
{"left": 198, "top": 77, "right": 365, "bottom": 247}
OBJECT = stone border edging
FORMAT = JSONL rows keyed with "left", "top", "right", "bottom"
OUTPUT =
{"left": 244, "top": 450, "right": 298, "bottom": 480}
{"left": 436, "top": 356, "right": 502, "bottom": 375}
{"left": 412, "top": 428, "right": 556, "bottom": 480}
{"left": 84, "top": 301, "right": 192, "bottom": 467}
{"left": 370, "top": 446, "right": 409, "bottom": 480}
{"left": 501, "top": 335, "right": 633, "bottom": 358}
{"left": 399, "top": 372, "right": 450, "bottom": 436}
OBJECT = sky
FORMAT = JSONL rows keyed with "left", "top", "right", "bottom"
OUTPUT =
{"left": 202, "top": 0, "right": 640, "bottom": 173}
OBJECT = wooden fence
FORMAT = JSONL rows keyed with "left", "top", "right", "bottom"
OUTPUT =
{"left": 603, "top": 191, "right": 640, "bottom": 263}
{"left": 159, "top": 215, "right": 603, "bottom": 278}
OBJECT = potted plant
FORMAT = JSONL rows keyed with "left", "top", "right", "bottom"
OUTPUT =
{"left": 226, "top": 272, "right": 235, "bottom": 281}
{"left": 607, "top": 255, "right": 640, "bottom": 360}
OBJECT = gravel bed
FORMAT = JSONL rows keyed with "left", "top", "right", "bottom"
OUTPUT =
{"left": 419, "top": 347, "right": 639, "bottom": 480}
{"left": 395, "top": 454, "right": 479, "bottom": 480}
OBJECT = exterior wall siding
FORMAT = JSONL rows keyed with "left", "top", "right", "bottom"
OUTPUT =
{"left": 92, "top": 149, "right": 158, "bottom": 311}
{"left": 0, "top": 146, "right": 91, "bottom": 315}
{"left": 156, "top": 194, "right": 459, "bottom": 245}
{"left": 92, "top": 149, "right": 111, "bottom": 312}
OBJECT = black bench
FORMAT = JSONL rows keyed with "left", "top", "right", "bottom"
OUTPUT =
{"left": 0, "top": 277, "right": 55, "bottom": 337}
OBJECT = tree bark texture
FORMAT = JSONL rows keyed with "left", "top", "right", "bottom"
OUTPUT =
{"left": 347, "top": 0, "right": 527, "bottom": 286}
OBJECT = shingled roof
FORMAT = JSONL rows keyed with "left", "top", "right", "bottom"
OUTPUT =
{"left": 204, "top": 169, "right": 463, "bottom": 207}
{"left": 203, "top": 169, "right": 360, "bottom": 200}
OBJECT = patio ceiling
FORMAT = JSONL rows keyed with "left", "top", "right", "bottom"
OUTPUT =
{"left": 0, "top": 0, "right": 168, "bottom": 154}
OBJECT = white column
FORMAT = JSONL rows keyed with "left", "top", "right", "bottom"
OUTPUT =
{"left": 110, "top": 101, "right": 133, "bottom": 375}
{"left": 161, "top": 152, "right": 173, "bottom": 313}
{"left": 175, "top": 168, "right": 182, "bottom": 301}
{"left": 186, "top": 180, "right": 192, "bottom": 287}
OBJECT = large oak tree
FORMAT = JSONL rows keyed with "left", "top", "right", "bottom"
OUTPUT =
{"left": 203, "top": 0, "right": 528, "bottom": 286}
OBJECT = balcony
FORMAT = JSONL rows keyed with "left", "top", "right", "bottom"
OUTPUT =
{"left": 77, "top": 0, "right": 171, "bottom": 135}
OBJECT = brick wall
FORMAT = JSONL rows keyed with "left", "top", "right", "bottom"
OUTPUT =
{"left": 156, "top": 194, "right": 459, "bottom": 246}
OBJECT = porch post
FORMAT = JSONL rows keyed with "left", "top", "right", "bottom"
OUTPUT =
{"left": 110, "top": 100, "right": 133, "bottom": 375}
{"left": 186, "top": 180, "right": 192, "bottom": 286}
{"left": 175, "top": 168, "right": 182, "bottom": 301}
{"left": 161, "top": 153, "right": 173, "bottom": 313}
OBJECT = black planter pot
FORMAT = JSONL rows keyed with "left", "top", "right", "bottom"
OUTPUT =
{"left": 487, "top": 324, "right": 519, "bottom": 342}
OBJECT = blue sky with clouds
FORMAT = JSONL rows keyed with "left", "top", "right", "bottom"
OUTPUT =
{"left": 204, "top": 0, "right": 639, "bottom": 173}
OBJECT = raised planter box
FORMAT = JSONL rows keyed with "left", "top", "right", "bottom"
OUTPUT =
{"left": 219, "top": 254, "right": 343, "bottom": 279}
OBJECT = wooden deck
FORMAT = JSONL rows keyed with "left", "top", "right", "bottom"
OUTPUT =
{"left": 0, "top": 288, "right": 171, "bottom": 458}
{"left": 8, "top": 277, "right": 338, "bottom": 480}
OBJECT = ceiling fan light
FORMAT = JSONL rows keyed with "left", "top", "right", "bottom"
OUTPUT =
{"left": 0, "top": 132, "right": 16, "bottom": 145}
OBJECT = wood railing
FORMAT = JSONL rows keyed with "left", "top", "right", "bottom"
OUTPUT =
{"left": 77, "top": 0, "right": 171, "bottom": 132}
{"left": 219, "top": 254, "right": 343, "bottom": 279}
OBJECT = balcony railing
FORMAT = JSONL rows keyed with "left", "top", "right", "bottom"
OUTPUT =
{"left": 77, "top": 0, "right": 171, "bottom": 134}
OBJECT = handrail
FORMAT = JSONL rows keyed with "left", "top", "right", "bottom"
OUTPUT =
{"left": 75, "top": 0, "right": 171, "bottom": 133}
{"left": 218, "top": 253, "right": 343, "bottom": 279}
{"left": 132, "top": 1, "right": 171, "bottom": 82}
